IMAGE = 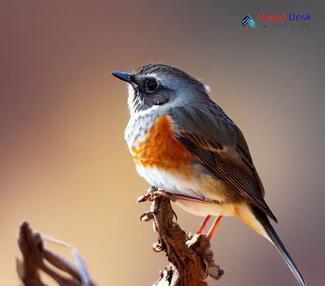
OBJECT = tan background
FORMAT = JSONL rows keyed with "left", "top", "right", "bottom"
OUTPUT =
{"left": 0, "top": 1, "right": 323, "bottom": 285}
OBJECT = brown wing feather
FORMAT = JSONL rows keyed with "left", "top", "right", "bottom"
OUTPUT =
{"left": 169, "top": 106, "right": 277, "bottom": 222}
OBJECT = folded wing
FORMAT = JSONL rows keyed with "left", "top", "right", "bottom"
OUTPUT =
{"left": 169, "top": 105, "right": 277, "bottom": 222}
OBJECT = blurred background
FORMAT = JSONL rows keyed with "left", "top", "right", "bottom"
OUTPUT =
{"left": 0, "top": 1, "right": 323, "bottom": 285}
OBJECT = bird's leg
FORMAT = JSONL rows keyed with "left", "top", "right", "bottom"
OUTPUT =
{"left": 196, "top": 215, "right": 211, "bottom": 234}
{"left": 207, "top": 216, "right": 223, "bottom": 240}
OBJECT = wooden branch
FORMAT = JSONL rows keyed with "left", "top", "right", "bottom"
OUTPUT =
{"left": 16, "top": 222, "right": 96, "bottom": 286}
{"left": 139, "top": 192, "right": 223, "bottom": 286}
{"left": 17, "top": 192, "right": 223, "bottom": 286}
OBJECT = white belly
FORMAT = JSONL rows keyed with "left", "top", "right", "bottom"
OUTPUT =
{"left": 135, "top": 164, "right": 236, "bottom": 217}
{"left": 175, "top": 200, "right": 236, "bottom": 217}
{"left": 136, "top": 164, "right": 203, "bottom": 199}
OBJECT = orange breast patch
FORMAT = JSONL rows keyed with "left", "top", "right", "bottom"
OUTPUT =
{"left": 131, "top": 115, "right": 193, "bottom": 174}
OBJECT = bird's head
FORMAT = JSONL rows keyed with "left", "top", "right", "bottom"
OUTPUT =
{"left": 112, "top": 64, "right": 210, "bottom": 116}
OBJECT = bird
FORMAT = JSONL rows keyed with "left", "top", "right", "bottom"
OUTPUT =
{"left": 112, "top": 64, "right": 304, "bottom": 285}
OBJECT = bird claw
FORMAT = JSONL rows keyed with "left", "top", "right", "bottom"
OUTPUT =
{"left": 137, "top": 194, "right": 151, "bottom": 203}
{"left": 137, "top": 186, "right": 176, "bottom": 203}
{"left": 137, "top": 186, "right": 159, "bottom": 203}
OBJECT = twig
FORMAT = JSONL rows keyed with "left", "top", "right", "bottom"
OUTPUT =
{"left": 139, "top": 192, "right": 223, "bottom": 286}
{"left": 16, "top": 222, "right": 96, "bottom": 286}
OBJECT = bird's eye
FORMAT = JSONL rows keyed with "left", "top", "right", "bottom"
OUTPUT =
{"left": 145, "top": 78, "right": 160, "bottom": 93}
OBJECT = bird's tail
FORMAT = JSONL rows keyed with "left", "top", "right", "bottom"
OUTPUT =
{"left": 236, "top": 204, "right": 305, "bottom": 286}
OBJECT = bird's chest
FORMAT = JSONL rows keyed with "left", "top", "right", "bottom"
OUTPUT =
{"left": 124, "top": 113, "right": 230, "bottom": 203}
{"left": 125, "top": 114, "right": 193, "bottom": 174}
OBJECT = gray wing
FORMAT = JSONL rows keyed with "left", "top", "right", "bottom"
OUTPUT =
{"left": 169, "top": 104, "right": 277, "bottom": 222}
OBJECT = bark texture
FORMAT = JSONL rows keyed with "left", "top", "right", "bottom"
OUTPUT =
{"left": 139, "top": 194, "right": 223, "bottom": 286}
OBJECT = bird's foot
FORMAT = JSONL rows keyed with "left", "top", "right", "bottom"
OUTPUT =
{"left": 137, "top": 186, "right": 176, "bottom": 203}
{"left": 137, "top": 186, "right": 158, "bottom": 203}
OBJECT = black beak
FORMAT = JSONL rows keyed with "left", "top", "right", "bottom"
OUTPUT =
{"left": 112, "top": 71, "right": 132, "bottom": 83}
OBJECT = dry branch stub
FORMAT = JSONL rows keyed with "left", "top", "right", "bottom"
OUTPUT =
{"left": 139, "top": 192, "right": 223, "bottom": 286}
